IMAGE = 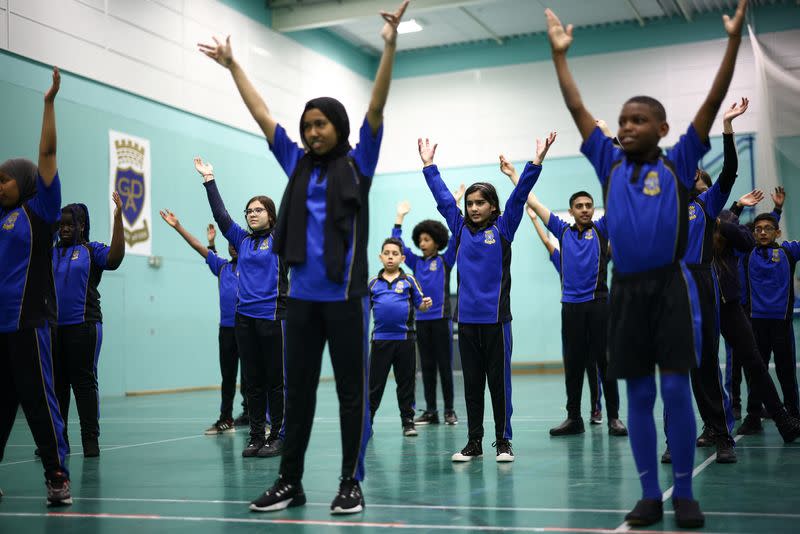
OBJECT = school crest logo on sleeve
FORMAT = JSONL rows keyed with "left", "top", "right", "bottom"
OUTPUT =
{"left": 2, "top": 211, "right": 19, "bottom": 231}
{"left": 643, "top": 171, "right": 661, "bottom": 196}
{"left": 429, "top": 259, "right": 438, "bottom": 271}
{"left": 688, "top": 204, "right": 697, "bottom": 221}
{"left": 71, "top": 249, "right": 80, "bottom": 261}
{"left": 110, "top": 131, "right": 152, "bottom": 255}
{"left": 484, "top": 229, "right": 496, "bottom": 245}
{"left": 772, "top": 249, "right": 781, "bottom": 263}
{"left": 259, "top": 239, "right": 270, "bottom": 251}
{"left": 395, "top": 281, "right": 405, "bottom": 293}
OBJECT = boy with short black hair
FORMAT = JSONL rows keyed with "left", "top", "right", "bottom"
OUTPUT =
{"left": 546, "top": 0, "right": 748, "bottom": 527}
{"left": 368, "top": 238, "right": 432, "bottom": 437}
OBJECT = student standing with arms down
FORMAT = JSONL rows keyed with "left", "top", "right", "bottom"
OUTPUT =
{"left": 546, "top": 0, "right": 748, "bottom": 527}
{"left": 199, "top": 0, "right": 409, "bottom": 515}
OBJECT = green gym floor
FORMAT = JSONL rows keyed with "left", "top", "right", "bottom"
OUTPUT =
{"left": 2, "top": 373, "right": 799, "bottom": 533}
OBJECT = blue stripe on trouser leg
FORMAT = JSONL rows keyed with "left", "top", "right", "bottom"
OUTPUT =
{"left": 94, "top": 323, "right": 103, "bottom": 425}
{"left": 36, "top": 326, "right": 70, "bottom": 476}
{"left": 711, "top": 269, "right": 734, "bottom": 434}
{"left": 354, "top": 296, "right": 372, "bottom": 482}
{"left": 680, "top": 261, "right": 703, "bottom": 368}
{"left": 278, "top": 320, "right": 287, "bottom": 440}
{"left": 502, "top": 321, "right": 513, "bottom": 440}
{"left": 595, "top": 365, "right": 604, "bottom": 413}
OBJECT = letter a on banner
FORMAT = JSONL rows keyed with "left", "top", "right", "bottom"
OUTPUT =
{"left": 109, "top": 130, "right": 152, "bottom": 255}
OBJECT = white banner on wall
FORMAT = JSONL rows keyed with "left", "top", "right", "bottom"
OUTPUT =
{"left": 109, "top": 130, "right": 152, "bottom": 256}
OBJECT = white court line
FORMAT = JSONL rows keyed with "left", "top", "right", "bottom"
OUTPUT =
{"left": 0, "top": 434, "right": 204, "bottom": 468}
{"left": 4, "top": 495, "right": 799, "bottom": 520}
{"left": 613, "top": 435, "right": 744, "bottom": 532}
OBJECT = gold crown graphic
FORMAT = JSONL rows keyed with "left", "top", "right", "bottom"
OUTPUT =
{"left": 115, "top": 139, "right": 145, "bottom": 169}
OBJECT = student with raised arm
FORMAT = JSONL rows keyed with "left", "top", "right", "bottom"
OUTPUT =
{"left": 500, "top": 156, "right": 625, "bottom": 439}
{"left": 199, "top": 0, "right": 409, "bottom": 515}
{"left": 546, "top": 0, "right": 748, "bottom": 527}
{"left": 52, "top": 193, "right": 126, "bottom": 458}
{"left": 392, "top": 191, "right": 463, "bottom": 427}
{"left": 196, "top": 158, "right": 288, "bottom": 462}
{"left": 419, "top": 132, "right": 555, "bottom": 464}
{"left": 0, "top": 67, "right": 72, "bottom": 506}
{"left": 160, "top": 212, "right": 248, "bottom": 435}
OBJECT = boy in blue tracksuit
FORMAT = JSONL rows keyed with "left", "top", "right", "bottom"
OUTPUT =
{"left": 392, "top": 199, "right": 460, "bottom": 426}
{"left": 368, "top": 237, "right": 432, "bottom": 437}
{"left": 547, "top": 0, "right": 747, "bottom": 526}
{"left": 418, "top": 132, "right": 555, "bottom": 464}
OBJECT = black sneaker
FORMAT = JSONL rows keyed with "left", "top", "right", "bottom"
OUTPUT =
{"left": 414, "top": 411, "right": 439, "bottom": 425}
{"left": 82, "top": 438, "right": 100, "bottom": 458}
{"left": 205, "top": 418, "right": 236, "bottom": 435}
{"left": 549, "top": 418, "right": 585, "bottom": 436}
{"left": 774, "top": 410, "right": 800, "bottom": 444}
{"left": 451, "top": 439, "right": 482, "bottom": 462}
{"left": 233, "top": 412, "right": 250, "bottom": 427}
{"left": 661, "top": 447, "right": 672, "bottom": 464}
{"left": 46, "top": 472, "right": 72, "bottom": 507}
{"left": 402, "top": 420, "right": 418, "bottom": 437}
{"left": 444, "top": 410, "right": 458, "bottom": 425}
{"left": 624, "top": 498, "right": 663, "bottom": 526}
{"left": 242, "top": 438, "right": 266, "bottom": 458}
{"left": 589, "top": 410, "right": 603, "bottom": 425}
{"left": 250, "top": 478, "right": 306, "bottom": 512}
{"left": 330, "top": 477, "right": 364, "bottom": 514}
{"left": 736, "top": 414, "right": 763, "bottom": 435}
{"left": 257, "top": 434, "right": 284, "bottom": 458}
{"left": 493, "top": 439, "right": 514, "bottom": 462}
{"left": 608, "top": 418, "right": 628, "bottom": 436}
{"left": 715, "top": 434, "right": 737, "bottom": 464}
{"left": 695, "top": 426, "right": 714, "bottom": 447}
{"left": 673, "top": 497, "right": 704, "bottom": 528}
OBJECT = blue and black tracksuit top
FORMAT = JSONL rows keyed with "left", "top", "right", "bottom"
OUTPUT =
{"left": 546, "top": 213, "right": 609, "bottom": 303}
{"left": 581, "top": 125, "right": 710, "bottom": 274}
{"left": 206, "top": 250, "right": 238, "bottom": 328}
{"left": 204, "top": 180, "right": 287, "bottom": 321}
{"left": 549, "top": 248, "right": 562, "bottom": 275}
{"left": 1, "top": 172, "right": 61, "bottom": 333}
{"left": 423, "top": 162, "right": 542, "bottom": 324}
{"left": 391, "top": 225, "right": 456, "bottom": 321}
{"left": 53, "top": 240, "right": 115, "bottom": 325}
{"left": 743, "top": 239, "right": 800, "bottom": 321}
{"left": 268, "top": 117, "right": 383, "bottom": 302}
{"left": 369, "top": 269, "right": 424, "bottom": 341}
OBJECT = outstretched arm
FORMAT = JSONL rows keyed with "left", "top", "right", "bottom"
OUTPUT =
{"left": 366, "top": 0, "right": 409, "bottom": 134}
{"left": 546, "top": 10, "right": 595, "bottom": 141}
{"left": 419, "top": 138, "right": 464, "bottom": 234}
{"left": 499, "top": 154, "right": 551, "bottom": 225}
{"left": 771, "top": 186, "right": 785, "bottom": 216}
{"left": 196, "top": 157, "right": 248, "bottom": 249}
{"left": 160, "top": 208, "right": 210, "bottom": 259}
{"left": 692, "top": 0, "right": 749, "bottom": 142}
{"left": 106, "top": 191, "right": 126, "bottom": 269}
{"left": 198, "top": 36, "right": 278, "bottom": 143}
{"left": 528, "top": 206, "right": 556, "bottom": 255}
{"left": 38, "top": 67, "right": 61, "bottom": 184}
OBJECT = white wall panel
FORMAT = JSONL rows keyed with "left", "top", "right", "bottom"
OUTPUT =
{"left": 153, "top": 0, "right": 183, "bottom": 14}
{"left": 0, "top": 0, "right": 7, "bottom": 9}
{"left": 109, "top": 0, "right": 183, "bottom": 45}
{"left": 75, "top": 0, "right": 104, "bottom": 10}
{"left": 0, "top": 8, "right": 7, "bottom": 49}
{"left": 10, "top": 0, "right": 107, "bottom": 47}
{"left": 106, "top": 15, "right": 183, "bottom": 75}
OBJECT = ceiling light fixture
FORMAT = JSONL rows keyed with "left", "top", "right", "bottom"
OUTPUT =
{"left": 398, "top": 19, "right": 423, "bottom": 34}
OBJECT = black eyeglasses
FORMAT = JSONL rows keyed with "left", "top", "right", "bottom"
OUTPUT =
{"left": 244, "top": 208, "right": 266, "bottom": 216}
{"left": 754, "top": 226, "right": 776, "bottom": 234}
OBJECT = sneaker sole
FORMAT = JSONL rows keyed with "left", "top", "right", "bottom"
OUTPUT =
{"left": 589, "top": 420, "right": 603, "bottom": 425}
{"left": 451, "top": 453, "right": 482, "bottom": 462}
{"left": 331, "top": 504, "right": 363, "bottom": 514}
{"left": 47, "top": 497, "right": 73, "bottom": 506}
{"left": 403, "top": 431, "right": 418, "bottom": 437}
{"left": 496, "top": 453, "right": 515, "bottom": 462}
{"left": 250, "top": 495, "right": 306, "bottom": 512}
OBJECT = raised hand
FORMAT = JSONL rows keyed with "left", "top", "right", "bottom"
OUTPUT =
{"left": 545, "top": 9, "right": 573, "bottom": 54}
{"left": 737, "top": 189, "right": 764, "bottom": 207}
{"left": 112, "top": 191, "right": 122, "bottom": 218}
{"left": 498, "top": 154, "right": 517, "bottom": 179}
{"left": 44, "top": 67, "right": 61, "bottom": 102}
{"left": 453, "top": 183, "right": 466, "bottom": 203}
{"left": 397, "top": 200, "right": 411, "bottom": 217}
{"left": 533, "top": 131, "right": 558, "bottom": 165}
{"left": 160, "top": 209, "right": 179, "bottom": 228}
{"left": 194, "top": 157, "right": 214, "bottom": 180}
{"left": 207, "top": 223, "right": 217, "bottom": 243}
{"left": 198, "top": 35, "right": 234, "bottom": 69}
{"left": 380, "top": 0, "right": 410, "bottom": 46}
{"left": 419, "top": 296, "right": 433, "bottom": 312}
{"left": 723, "top": 97, "right": 749, "bottom": 122}
{"left": 771, "top": 186, "right": 785, "bottom": 209}
{"left": 418, "top": 138, "right": 438, "bottom": 166}
{"left": 723, "top": 0, "right": 748, "bottom": 38}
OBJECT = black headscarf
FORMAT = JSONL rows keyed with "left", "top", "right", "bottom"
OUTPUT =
{"left": 0, "top": 158, "right": 38, "bottom": 209}
{"left": 272, "top": 97, "right": 362, "bottom": 284}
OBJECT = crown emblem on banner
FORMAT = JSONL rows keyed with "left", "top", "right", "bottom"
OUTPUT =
{"left": 114, "top": 139, "right": 145, "bottom": 169}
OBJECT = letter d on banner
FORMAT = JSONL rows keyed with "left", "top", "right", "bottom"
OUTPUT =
{"left": 109, "top": 130, "right": 152, "bottom": 255}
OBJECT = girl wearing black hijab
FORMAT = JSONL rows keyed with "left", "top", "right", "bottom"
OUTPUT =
{"left": 0, "top": 67, "right": 72, "bottom": 506}
{"left": 199, "top": 0, "right": 409, "bottom": 515}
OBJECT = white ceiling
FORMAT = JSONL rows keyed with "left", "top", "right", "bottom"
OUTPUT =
{"left": 267, "top": 0, "right": 790, "bottom": 54}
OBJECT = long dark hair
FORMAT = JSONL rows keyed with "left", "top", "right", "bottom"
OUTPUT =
{"left": 245, "top": 195, "right": 277, "bottom": 231}
{"left": 464, "top": 182, "right": 501, "bottom": 228}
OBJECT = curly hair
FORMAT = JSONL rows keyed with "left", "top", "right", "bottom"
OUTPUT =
{"left": 412, "top": 219, "right": 450, "bottom": 251}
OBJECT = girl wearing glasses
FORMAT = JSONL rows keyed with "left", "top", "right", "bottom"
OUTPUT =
{"left": 196, "top": 157, "right": 288, "bottom": 460}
